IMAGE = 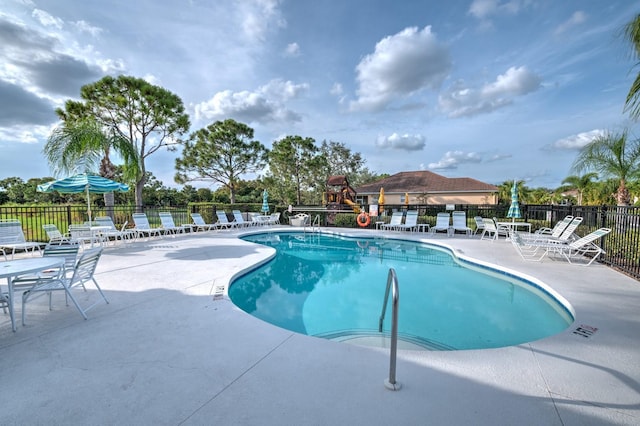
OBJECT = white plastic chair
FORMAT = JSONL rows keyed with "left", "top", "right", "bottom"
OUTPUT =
{"left": 158, "top": 212, "right": 187, "bottom": 236}
{"left": 396, "top": 211, "right": 418, "bottom": 232}
{"left": 132, "top": 213, "right": 163, "bottom": 239}
{"left": 380, "top": 211, "right": 404, "bottom": 231}
{"left": 21, "top": 247, "right": 108, "bottom": 325}
{"left": 216, "top": 211, "right": 237, "bottom": 230}
{"left": 232, "top": 210, "right": 254, "bottom": 228}
{"left": 431, "top": 213, "right": 452, "bottom": 236}
{"left": 190, "top": 213, "right": 218, "bottom": 231}
{"left": 451, "top": 211, "right": 472, "bottom": 237}
{"left": 94, "top": 216, "right": 135, "bottom": 244}
{"left": 0, "top": 219, "right": 42, "bottom": 260}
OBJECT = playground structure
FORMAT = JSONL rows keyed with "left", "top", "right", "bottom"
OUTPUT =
{"left": 324, "top": 175, "right": 361, "bottom": 214}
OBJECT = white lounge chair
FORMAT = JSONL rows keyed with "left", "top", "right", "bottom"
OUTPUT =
{"left": 190, "top": 213, "right": 218, "bottom": 232}
{"left": 473, "top": 216, "right": 485, "bottom": 235}
{"left": 480, "top": 218, "right": 499, "bottom": 241}
{"left": 132, "top": 213, "right": 163, "bottom": 239}
{"left": 43, "top": 224, "right": 75, "bottom": 245}
{"left": 159, "top": 212, "right": 187, "bottom": 236}
{"left": 380, "top": 211, "right": 404, "bottom": 231}
{"left": 68, "top": 224, "right": 105, "bottom": 249}
{"left": 396, "top": 211, "right": 418, "bottom": 232}
{"left": 431, "top": 212, "right": 451, "bottom": 236}
{"left": 232, "top": 210, "right": 254, "bottom": 228}
{"left": 451, "top": 211, "right": 472, "bottom": 237}
{"left": 267, "top": 212, "right": 281, "bottom": 225}
{"left": 21, "top": 247, "right": 108, "bottom": 325}
{"left": 532, "top": 215, "right": 574, "bottom": 237}
{"left": 550, "top": 227, "right": 611, "bottom": 266}
{"left": 94, "top": 216, "right": 135, "bottom": 244}
{"left": 521, "top": 216, "right": 583, "bottom": 244}
{"left": 0, "top": 219, "right": 42, "bottom": 260}
{"left": 216, "top": 211, "right": 237, "bottom": 230}
{"left": 511, "top": 227, "right": 611, "bottom": 266}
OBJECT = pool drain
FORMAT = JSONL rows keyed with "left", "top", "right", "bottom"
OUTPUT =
{"left": 572, "top": 324, "right": 598, "bottom": 338}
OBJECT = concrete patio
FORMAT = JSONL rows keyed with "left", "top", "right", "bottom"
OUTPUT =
{"left": 1, "top": 227, "right": 638, "bottom": 425}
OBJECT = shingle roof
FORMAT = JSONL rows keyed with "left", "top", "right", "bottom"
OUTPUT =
{"left": 354, "top": 171, "right": 498, "bottom": 194}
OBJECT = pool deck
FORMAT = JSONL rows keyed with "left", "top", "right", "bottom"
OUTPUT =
{"left": 1, "top": 227, "right": 639, "bottom": 425}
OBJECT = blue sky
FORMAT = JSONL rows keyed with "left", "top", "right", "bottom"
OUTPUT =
{"left": 1, "top": 0, "right": 639, "bottom": 189}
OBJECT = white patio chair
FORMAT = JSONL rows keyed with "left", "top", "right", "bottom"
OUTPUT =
{"left": 68, "top": 224, "right": 105, "bottom": 249}
{"left": 431, "top": 212, "right": 452, "bottom": 236}
{"left": 396, "top": 211, "right": 418, "bottom": 232}
{"left": 43, "top": 224, "right": 75, "bottom": 245}
{"left": 216, "top": 211, "right": 237, "bottom": 230}
{"left": 94, "top": 216, "right": 136, "bottom": 244}
{"left": 380, "top": 211, "right": 404, "bottom": 231}
{"left": 11, "top": 244, "right": 81, "bottom": 299}
{"left": 549, "top": 227, "right": 611, "bottom": 266}
{"left": 451, "top": 211, "right": 472, "bottom": 237}
{"left": 132, "top": 213, "right": 163, "bottom": 240}
{"left": 532, "top": 215, "right": 574, "bottom": 237}
{"left": 521, "top": 216, "right": 583, "bottom": 244}
{"left": 267, "top": 212, "right": 281, "bottom": 225}
{"left": 480, "top": 218, "right": 499, "bottom": 241}
{"left": 473, "top": 216, "right": 485, "bottom": 235}
{"left": 0, "top": 219, "right": 42, "bottom": 260}
{"left": 232, "top": 210, "right": 254, "bottom": 228}
{"left": 21, "top": 247, "right": 108, "bottom": 325}
{"left": 158, "top": 212, "right": 187, "bottom": 236}
{"left": 190, "top": 213, "right": 218, "bottom": 232}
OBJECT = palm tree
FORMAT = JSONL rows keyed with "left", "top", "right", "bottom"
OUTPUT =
{"left": 571, "top": 130, "right": 640, "bottom": 206}
{"left": 623, "top": 14, "right": 640, "bottom": 120}
{"left": 43, "top": 118, "right": 138, "bottom": 214}
{"left": 561, "top": 173, "right": 598, "bottom": 205}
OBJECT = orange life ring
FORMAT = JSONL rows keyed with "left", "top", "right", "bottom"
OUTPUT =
{"left": 356, "top": 212, "right": 371, "bottom": 227}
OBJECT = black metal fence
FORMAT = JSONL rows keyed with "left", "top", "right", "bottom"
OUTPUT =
{"left": 2, "top": 203, "right": 639, "bottom": 280}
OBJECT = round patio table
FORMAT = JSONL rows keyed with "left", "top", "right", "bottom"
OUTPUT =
{"left": 1, "top": 257, "right": 64, "bottom": 332}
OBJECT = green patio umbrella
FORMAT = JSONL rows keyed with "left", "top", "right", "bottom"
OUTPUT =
{"left": 506, "top": 180, "right": 521, "bottom": 222}
{"left": 37, "top": 173, "right": 129, "bottom": 223}
{"left": 261, "top": 189, "right": 270, "bottom": 214}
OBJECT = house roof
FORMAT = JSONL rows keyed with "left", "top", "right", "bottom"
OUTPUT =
{"left": 354, "top": 170, "right": 499, "bottom": 194}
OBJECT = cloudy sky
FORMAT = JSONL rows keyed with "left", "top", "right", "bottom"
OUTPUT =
{"left": 2, "top": 0, "right": 639, "bottom": 189}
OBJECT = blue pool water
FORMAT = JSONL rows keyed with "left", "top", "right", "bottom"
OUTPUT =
{"left": 229, "top": 232, "right": 573, "bottom": 350}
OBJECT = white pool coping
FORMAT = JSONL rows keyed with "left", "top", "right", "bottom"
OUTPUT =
{"left": 1, "top": 227, "right": 638, "bottom": 425}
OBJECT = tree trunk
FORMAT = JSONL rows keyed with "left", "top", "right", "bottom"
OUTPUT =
{"left": 103, "top": 192, "right": 115, "bottom": 220}
{"left": 135, "top": 181, "right": 144, "bottom": 212}
{"left": 616, "top": 180, "right": 630, "bottom": 206}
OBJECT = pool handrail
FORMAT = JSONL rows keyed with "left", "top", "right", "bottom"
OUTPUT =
{"left": 379, "top": 268, "right": 401, "bottom": 391}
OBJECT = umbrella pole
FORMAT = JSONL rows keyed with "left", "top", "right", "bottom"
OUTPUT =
{"left": 86, "top": 185, "right": 92, "bottom": 224}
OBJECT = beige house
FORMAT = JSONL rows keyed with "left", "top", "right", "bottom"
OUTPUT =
{"left": 354, "top": 170, "right": 498, "bottom": 206}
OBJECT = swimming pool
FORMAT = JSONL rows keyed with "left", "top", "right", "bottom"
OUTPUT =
{"left": 229, "top": 232, "right": 573, "bottom": 350}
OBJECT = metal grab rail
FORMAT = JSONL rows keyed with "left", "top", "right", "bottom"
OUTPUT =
{"left": 312, "top": 214, "right": 321, "bottom": 232}
{"left": 379, "top": 268, "right": 401, "bottom": 390}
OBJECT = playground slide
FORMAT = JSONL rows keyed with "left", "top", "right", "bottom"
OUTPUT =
{"left": 343, "top": 199, "right": 361, "bottom": 214}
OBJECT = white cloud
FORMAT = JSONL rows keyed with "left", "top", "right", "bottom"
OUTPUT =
{"left": 32, "top": 9, "right": 63, "bottom": 29}
{"left": 350, "top": 26, "right": 451, "bottom": 112}
{"left": 194, "top": 79, "right": 309, "bottom": 125}
{"left": 239, "top": 0, "right": 286, "bottom": 43}
{"left": 468, "top": 0, "right": 525, "bottom": 19}
{"left": 71, "top": 20, "right": 103, "bottom": 37}
{"left": 547, "top": 129, "right": 605, "bottom": 150}
{"left": 428, "top": 151, "right": 482, "bottom": 170}
{"left": 376, "top": 133, "right": 426, "bottom": 151}
{"left": 439, "top": 66, "right": 541, "bottom": 118}
{"left": 284, "top": 42, "right": 300, "bottom": 57}
{"left": 555, "top": 11, "right": 587, "bottom": 35}
{"left": 330, "top": 83, "right": 343, "bottom": 96}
